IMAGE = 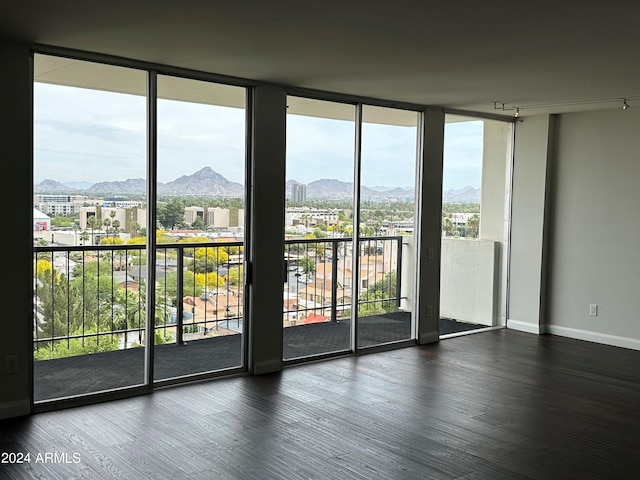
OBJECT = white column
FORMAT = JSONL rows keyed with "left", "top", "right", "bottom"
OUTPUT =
{"left": 507, "top": 114, "right": 555, "bottom": 334}
{"left": 479, "top": 120, "right": 510, "bottom": 242}
{"left": 479, "top": 119, "right": 513, "bottom": 326}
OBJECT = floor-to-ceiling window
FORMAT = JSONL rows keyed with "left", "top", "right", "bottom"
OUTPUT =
{"left": 356, "top": 106, "right": 420, "bottom": 348}
{"left": 31, "top": 50, "right": 511, "bottom": 409}
{"left": 153, "top": 76, "right": 247, "bottom": 380}
{"left": 440, "top": 114, "right": 513, "bottom": 335}
{"left": 32, "top": 54, "right": 249, "bottom": 402}
{"left": 282, "top": 98, "right": 421, "bottom": 360}
{"left": 33, "top": 54, "right": 148, "bottom": 401}
{"left": 283, "top": 96, "right": 356, "bottom": 360}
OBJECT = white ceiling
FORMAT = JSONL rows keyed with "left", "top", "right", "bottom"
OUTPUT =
{"left": 3, "top": 0, "right": 640, "bottom": 117}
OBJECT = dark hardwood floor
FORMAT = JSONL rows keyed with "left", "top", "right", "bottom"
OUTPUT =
{"left": 2, "top": 329, "right": 639, "bottom": 479}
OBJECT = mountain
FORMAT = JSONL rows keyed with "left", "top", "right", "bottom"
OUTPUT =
{"left": 304, "top": 179, "right": 414, "bottom": 200}
{"left": 374, "top": 187, "right": 414, "bottom": 199}
{"left": 34, "top": 168, "right": 476, "bottom": 202}
{"left": 89, "top": 178, "right": 146, "bottom": 195}
{"left": 307, "top": 179, "right": 357, "bottom": 199}
{"left": 65, "top": 181, "right": 94, "bottom": 190}
{"left": 159, "top": 167, "right": 243, "bottom": 196}
{"left": 34, "top": 167, "right": 244, "bottom": 197}
{"left": 34, "top": 179, "right": 72, "bottom": 193}
{"left": 443, "top": 186, "right": 480, "bottom": 203}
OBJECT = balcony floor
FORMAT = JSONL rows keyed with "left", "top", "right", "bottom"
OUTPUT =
{"left": 34, "top": 316, "right": 486, "bottom": 402}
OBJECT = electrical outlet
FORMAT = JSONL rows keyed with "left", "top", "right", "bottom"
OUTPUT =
{"left": 426, "top": 305, "right": 433, "bottom": 317}
{"left": 5, "top": 355, "right": 17, "bottom": 374}
{"left": 589, "top": 304, "right": 598, "bottom": 316}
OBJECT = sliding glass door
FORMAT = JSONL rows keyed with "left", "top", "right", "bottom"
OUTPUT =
{"left": 154, "top": 76, "right": 247, "bottom": 380}
{"left": 33, "top": 54, "right": 148, "bottom": 400}
{"left": 283, "top": 98, "right": 420, "bottom": 361}
{"left": 356, "top": 106, "right": 419, "bottom": 348}
{"left": 32, "top": 54, "right": 249, "bottom": 402}
{"left": 283, "top": 97, "right": 356, "bottom": 360}
{"left": 440, "top": 114, "right": 513, "bottom": 335}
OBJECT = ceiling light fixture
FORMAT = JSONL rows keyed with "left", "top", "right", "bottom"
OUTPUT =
{"left": 493, "top": 101, "right": 521, "bottom": 117}
{"left": 494, "top": 96, "right": 640, "bottom": 114}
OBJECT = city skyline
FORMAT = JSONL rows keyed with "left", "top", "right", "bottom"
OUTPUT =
{"left": 34, "top": 166, "right": 481, "bottom": 201}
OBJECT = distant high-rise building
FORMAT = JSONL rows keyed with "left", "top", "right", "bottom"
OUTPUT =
{"left": 291, "top": 182, "right": 307, "bottom": 203}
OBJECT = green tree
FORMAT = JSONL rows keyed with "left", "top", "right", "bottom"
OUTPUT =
{"left": 227, "top": 266, "right": 244, "bottom": 286}
{"left": 189, "top": 246, "right": 229, "bottom": 274}
{"left": 442, "top": 215, "right": 455, "bottom": 237}
{"left": 87, "top": 216, "right": 102, "bottom": 245}
{"left": 131, "top": 221, "right": 141, "bottom": 237}
{"left": 157, "top": 198, "right": 185, "bottom": 229}
{"left": 111, "top": 219, "right": 121, "bottom": 238}
{"left": 102, "top": 217, "right": 111, "bottom": 236}
{"left": 465, "top": 214, "right": 480, "bottom": 238}
{"left": 157, "top": 269, "right": 199, "bottom": 301}
{"left": 358, "top": 271, "right": 398, "bottom": 315}
{"left": 312, "top": 226, "right": 328, "bottom": 238}
{"left": 34, "top": 255, "right": 145, "bottom": 358}
{"left": 298, "top": 257, "right": 316, "bottom": 274}
{"left": 112, "top": 285, "right": 145, "bottom": 343}
{"left": 191, "top": 217, "right": 205, "bottom": 230}
{"left": 34, "top": 330, "right": 121, "bottom": 360}
{"left": 79, "top": 230, "right": 90, "bottom": 245}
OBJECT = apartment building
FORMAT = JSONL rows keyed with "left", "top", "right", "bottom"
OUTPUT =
{"left": 33, "top": 194, "right": 91, "bottom": 216}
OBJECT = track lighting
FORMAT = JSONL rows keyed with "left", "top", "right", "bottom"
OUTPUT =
{"left": 494, "top": 97, "right": 639, "bottom": 114}
{"left": 493, "top": 101, "right": 522, "bottom": 117}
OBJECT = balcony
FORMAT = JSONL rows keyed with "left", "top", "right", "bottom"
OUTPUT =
{"left": 33, "top": 236, "right": 490, "bottom": 401}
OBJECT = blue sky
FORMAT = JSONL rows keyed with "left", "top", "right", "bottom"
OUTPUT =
{"left": 34, "top": 82, "right": 484, "bottom": 190}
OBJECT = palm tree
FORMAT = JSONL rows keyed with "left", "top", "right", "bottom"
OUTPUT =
{"left": 87, "top": 216, "right": 99, "bottom": 245}
{"left": 79, "top": 230, "right": 90, "bottom": 246}
{"left": 102, "top": 217, "right": 111, "bottom": 236}
{"left": 112, "top": 219, "right": 121, "bottom": 239}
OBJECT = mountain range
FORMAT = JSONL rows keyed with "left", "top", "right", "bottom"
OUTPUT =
{"left": 34, "top": 166, "right": 480, "bottom": 202}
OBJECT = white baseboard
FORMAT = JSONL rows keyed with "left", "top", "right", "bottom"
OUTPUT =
{"left": 507, "top": 319, "right": 547, "bottom": 334}
{"left": 0, "top": 399, "right": 30, "bottom": 420}
{"left": 418, "top": 330, "right": 440, "bottom": 344}
{"left": 546, "top": 325, "right": 640, "bottom": 351}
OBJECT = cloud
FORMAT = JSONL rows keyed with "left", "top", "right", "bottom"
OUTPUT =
{"left": 34, "top": 82, "right": 486, "bottom": 191}
{"left": 286, "top": 114, "right": 355, "bottom": 183}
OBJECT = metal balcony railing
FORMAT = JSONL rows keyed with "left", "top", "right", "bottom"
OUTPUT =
{"left": 33, "top": 235, "right": 405, "bottom": 359}
{"left": 283, "top": 236, "right": 403, "bottom": 325}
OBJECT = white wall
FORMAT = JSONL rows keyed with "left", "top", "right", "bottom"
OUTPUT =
{"left": 440, "top": 239, "right": 498, "bottom": 326}
{"left": 546, "top": 108, "right": 640, "bottom": 349}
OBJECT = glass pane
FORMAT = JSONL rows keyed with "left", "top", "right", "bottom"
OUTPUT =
{"left": 33, "top": 54, "right": 147, "bottom": 401}
{"left": 283, "top": 97, "right": 355, "bottom": 360}
{"left": 154, "top": 75, "right": 246, "bottom": 380}
{"left": 357, "top": 106, "right": 419, "bottom": 348}
{"left": 440, "top": 114, "right": 512, "bottom": 335}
